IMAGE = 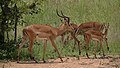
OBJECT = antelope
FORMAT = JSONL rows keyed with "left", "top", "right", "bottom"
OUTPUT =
{"left": 56, "top": 10, "right": 81, "bottom": 54}
{"left": 75, "top": 22, "right": 109, "bottom": 48}
{"left": 17, "top": 10, "right": 74, "bottom": 63}
{"left": 60, "top": 23, "right": 78, "bottom": 45}
{"left": 83, "top": 23, "right": 109, "bottom": 58}
{"left": 76, "top": 22, "right": 106, "bottom": 35}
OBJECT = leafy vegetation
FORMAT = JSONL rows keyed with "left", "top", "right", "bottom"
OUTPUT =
{"left": 0, "top": 0, "right": 120, "bottom": 61}
{"left": 0, "top": 0, "right": 44, "bottom": 60}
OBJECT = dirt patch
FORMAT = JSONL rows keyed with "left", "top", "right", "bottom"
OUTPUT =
{"left": 0, "top": 56, "right": 120, "bottom": 68}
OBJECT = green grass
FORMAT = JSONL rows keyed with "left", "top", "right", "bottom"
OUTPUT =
{"left": 108, "top": 41, "right": 120, "bottom": 55}
{"left": 22, "top": 0, "right": 120, "bottom": 41}
{"left": 18, "top": 0, "right": 120, "bottom": 60}
{"left": 19, "top": 38, "right": 120, "bottom": 61}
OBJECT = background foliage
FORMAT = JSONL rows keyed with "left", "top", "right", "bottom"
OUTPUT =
{"left": 0, "top": 0, "right": 44, "bottom": 59}
{"left": 0, "top": 0, "right": 120, "bottom": 60}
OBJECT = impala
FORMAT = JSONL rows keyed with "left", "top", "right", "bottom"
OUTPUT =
{"left": 83, "top": 23, "right": 109, "bottom": 58}
{"left": 76, "top": 22, "right": 106, "bottom": 35}
{"left": 17, "top": 10, "right": 74, "bottom": 63}
{"left": 60, "top": 23, "right": 79, "bottom": 45}
{"left": 74, "top": 22, "right": 109, "bottom": 48}
{"left": 56, "top": 11, "right": 81, "bottom": 55}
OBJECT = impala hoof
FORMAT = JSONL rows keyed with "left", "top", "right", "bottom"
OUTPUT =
{"left": 43, "top": 60, "right": 46, "bottom": 63}
{"left": 79, "top": 51, "right": 81, "bottom": 55}
{"left": 61, "top": 59, "right": 64, "bottom": 62}
{"left": 107, "top": 47, "right": 109, "bottom": 51}
{"left": 87, "top": 57, "right": 90, "bottom": 59}
{"left": 35, "top": 61, "right": 38, "bottom": 63}
{"left": 95, "top": 56, "right": 97, "bottom": 59}
{"left": 17, "top": 61, "right": 19, "bottom": 63}
{"left": 42, "top": 59, "right": 46, "bottom": 63}
{"left": 72, "top": 49, "right": 74, "bottom": 52}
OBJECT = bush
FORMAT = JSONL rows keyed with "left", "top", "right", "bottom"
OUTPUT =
{"left": 0, "top": 40, "right": 18, "bottom": 60}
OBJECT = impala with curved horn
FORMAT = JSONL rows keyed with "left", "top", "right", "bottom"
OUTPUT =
{"left": 56, "top": 10, "right": 81, "bottom": 55}
{"left": 17, "top": 10, "right": 74, "bottom": 63}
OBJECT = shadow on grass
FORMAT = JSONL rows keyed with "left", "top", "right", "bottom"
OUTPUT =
{"left": 17, "top": 60, "right": 64, "bottom": 64}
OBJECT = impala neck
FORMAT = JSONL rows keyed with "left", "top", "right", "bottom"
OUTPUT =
{"left": 51, "top": 27, "right": 67, "bottom": 36}
{"left": 57, "top": 28, "right": 67, "bottom": 36}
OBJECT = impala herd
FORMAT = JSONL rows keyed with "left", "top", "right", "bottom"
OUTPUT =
{"left": 17, "top": 10, "right": 109, "bottom": 63}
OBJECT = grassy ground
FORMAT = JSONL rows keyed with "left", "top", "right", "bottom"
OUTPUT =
{"left": 18, "top": 0, "right": 120, "bottom": 61}
{"left": 22, "top": 0, "right": 120, "bottom": 42}
{"left": 19, "top": 38, "right": 120, "bottom": 61}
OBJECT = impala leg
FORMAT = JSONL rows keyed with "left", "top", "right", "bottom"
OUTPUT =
{"left": 105, "top": 38, "right": 109, "bottom": 51}
{"left": 17, "top": 36, "right": 27, "bottom": 63}
{"left": 84, "top": 34, "right": 90, "bottom": 59}
{"left": 100, "top": 40, "right": 105, "bottom": 57}
{"left": 61, "top": 35, "right": 64, "bottom": 45}
{"left": 49, "top": 39, "right": 63, "bottom": 62}
{"left": 84, "top": 46, "right": 90, "bottom": 59}
{"left": 28, "top": 39, "right": 38, "bottom": 63}
{"left": 71, "top": 34, "right": 75, "bottom": 51}
{"left": 72, "top": 33, "right": 81, "bottom": 55}
{"left": 64, "top": 34, "right": 72, "bottom": 45}
{"left": 74, "top": 39, "right": 77, "bottom": 48}
{"left": 94, "top": 41, "right": 99, "bottom": 59}
{"left": 42, "top": 40, "right": 47, "bottom": 63}
{"left": 78, "top": 41, "right": 81, "bottom": 55}
{"left": 37, "top": 43, "right": 40, "bottom": 55}
{"left": 72, "top": 36, "right": 77, "bottom": 52}
{"left": 64, "top": 35, "right": 68, "bottom": 45}
{"left": 72, "top": 38, "right": 76, "bottom": 52}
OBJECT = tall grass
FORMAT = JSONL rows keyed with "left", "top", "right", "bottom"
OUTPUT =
{"left": 19, "top": 0, "right": 120, "bottom": 60}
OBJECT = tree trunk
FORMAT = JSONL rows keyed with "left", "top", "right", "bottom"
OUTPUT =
{"left": 14, "top": 4, "right": 18, "bottom": 44}
{"left": 0, "top": 3, "right": 6, "bottom": 49}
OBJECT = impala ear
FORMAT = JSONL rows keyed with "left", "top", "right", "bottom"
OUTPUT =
{"left": 56, "top": 9, "right": 64, "bottom": 18}
{"left": 105, "top": 23, "right": 109, "bottom": 30}
{"left": 64, "top": 18, "right": 70, "bottom": 25}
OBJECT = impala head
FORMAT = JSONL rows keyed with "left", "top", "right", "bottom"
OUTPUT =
{"left": 56, "top": 9, "right": 70, "bottom": 25}
{"left": 101, "top": 23, "right": 109, "bottom": 32}
{"left": 56, "top": 9, "right": 74, "bottom": 32}
{"left": 105, "top": 23, "right": 109, "bottom": 29}
{"left": 59, "top": 22, "right": 74, "bottom": 32}
{"left": 99, "top": 23, "right": 105, "bottom": 32}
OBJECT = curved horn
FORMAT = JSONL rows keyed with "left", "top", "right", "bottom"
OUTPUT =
{"left": 56, "top": 10, "right": 70, "bottom": 24}
{"left": 60, "top": 10, "right": 65, "bottom": 17}
{"left": 60, "top": 10, "right": 70, "bottom": 24}
{"left": 60, "top": 10, "right": 69, "bottom": 18}
{"left": 67, "top": 17, "right": 70, "bottom": 24}
{"left": 56, "top": 9, "right": 64, "bottom": 18}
